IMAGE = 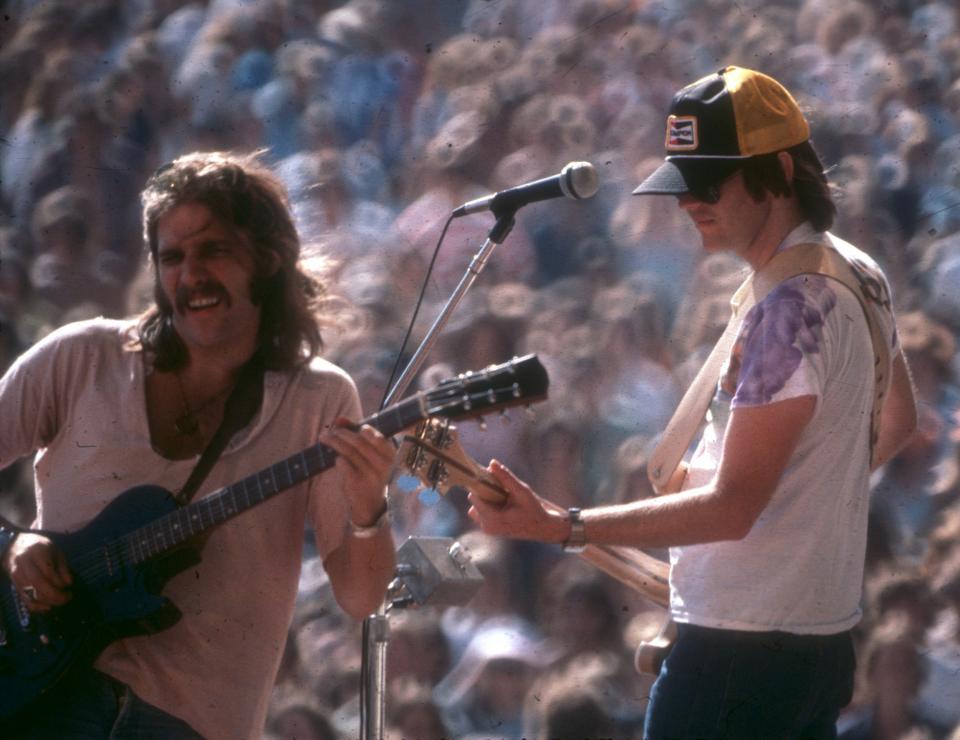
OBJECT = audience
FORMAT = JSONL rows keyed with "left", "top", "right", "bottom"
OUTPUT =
{"left": 3, "top": 0, "right": 960, "bottom": 736}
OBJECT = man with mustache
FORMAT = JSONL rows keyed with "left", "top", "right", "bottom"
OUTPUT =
{"left": 0, "top": 151, "right": 397, "bottom": 738}
{"left": 469, "top": 67, "right": 920, "bottom": 737}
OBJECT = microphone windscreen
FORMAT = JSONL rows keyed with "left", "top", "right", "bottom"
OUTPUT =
{"left": 560, "top": 162, "right": 600, "bottom": 200}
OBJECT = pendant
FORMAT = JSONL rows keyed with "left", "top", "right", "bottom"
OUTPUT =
{"left": 174, "top": 412, "right": 199, "bottom": 436}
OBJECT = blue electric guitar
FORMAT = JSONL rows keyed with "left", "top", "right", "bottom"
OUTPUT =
{"left": 0, "top": 355, "right": 548, "bottom": 718}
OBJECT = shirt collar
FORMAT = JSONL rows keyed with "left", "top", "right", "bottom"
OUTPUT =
{"left": 774, "top": 221, "right": 827, "bottom": 254}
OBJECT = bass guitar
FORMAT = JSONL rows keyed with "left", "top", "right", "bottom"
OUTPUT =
{"left": 0, "top": 355, "right": 548, "bottom": 718}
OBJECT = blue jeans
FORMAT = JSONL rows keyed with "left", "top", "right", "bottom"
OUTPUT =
{"left": 2, "top": 669, "right": 204, "bottom": 739}
{"left": 644, "top": 623, "right": 855, "bottom": 740}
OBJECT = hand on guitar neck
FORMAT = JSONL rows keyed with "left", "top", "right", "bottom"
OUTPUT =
{"left": 399, "top": 420, "right": 670, "bottom": 605}
{"left": 400, "top": 419, "right": 674, "bottom": 674}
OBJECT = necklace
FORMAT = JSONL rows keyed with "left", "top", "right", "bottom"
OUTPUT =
{"left": 173, "top": 372, "right": 233, "bottom": 437}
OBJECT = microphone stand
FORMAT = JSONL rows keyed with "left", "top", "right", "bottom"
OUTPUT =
{"left": 378, "top": 211, "right": 516, "bottom": 408}
{"left": 359, "top": 209, "right": 516, "bottom": 740}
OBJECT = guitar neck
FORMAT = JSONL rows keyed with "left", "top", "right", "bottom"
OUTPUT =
{"left": 403, "top": 432, "right": 670, "bottom": 607}
{"left": 121, "top": 394, "right": 428, "bottom": 565}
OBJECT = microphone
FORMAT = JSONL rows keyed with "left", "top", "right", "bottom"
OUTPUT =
{"left": 452, "top": 161, "right": 599, "bottom": 218}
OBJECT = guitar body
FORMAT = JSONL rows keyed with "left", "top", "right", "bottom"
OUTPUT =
{"left": 0, "top": 484, "right": 198, "bottom": 718}
{"left": 634, "top": 618, "right": 677, "bottom": 676}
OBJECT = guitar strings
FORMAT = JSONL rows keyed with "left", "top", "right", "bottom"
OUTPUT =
{"left": 60, "top": 443, "right": 339, "bottom": 586}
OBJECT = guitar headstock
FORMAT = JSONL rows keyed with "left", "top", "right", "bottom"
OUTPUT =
{"left": 422, "top": 354, "right": 548, "bottom": 422}
{"left": 399, "top": 418, "right": 508, "bottom": 505}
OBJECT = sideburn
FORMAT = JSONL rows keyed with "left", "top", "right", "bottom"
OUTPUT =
{"left": 742, "top": 154, "right": 794, "bottom": 203}
{"left": 146, "top": 276, "right": 188, "bottom": 371}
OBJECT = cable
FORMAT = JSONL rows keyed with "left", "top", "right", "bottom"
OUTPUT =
{"left": 378, "top": 212, "right": 456, "bottom": 411}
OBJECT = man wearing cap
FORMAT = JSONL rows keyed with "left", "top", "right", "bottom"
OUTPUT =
{"left": 469, "top": 66, "right": 918, "bottom": 737}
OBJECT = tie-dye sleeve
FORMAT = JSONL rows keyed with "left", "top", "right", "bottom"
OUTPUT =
{"left": 729, "top": 275, "right": 839, "bottom": 407}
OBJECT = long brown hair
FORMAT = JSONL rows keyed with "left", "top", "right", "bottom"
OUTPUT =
{"left": 138, "top": 151, "right": 326, "bottom": 372}
{"left": 740, "top": 141, "right": 837, "bottom": 232}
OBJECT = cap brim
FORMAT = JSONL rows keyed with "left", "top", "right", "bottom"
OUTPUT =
{"left": 632, "top": 158, "right": 743, "bottom": 196}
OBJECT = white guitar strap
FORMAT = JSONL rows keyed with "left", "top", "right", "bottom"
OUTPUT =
{"left": 647, "top": 240, "right": 892, "bottom": 493}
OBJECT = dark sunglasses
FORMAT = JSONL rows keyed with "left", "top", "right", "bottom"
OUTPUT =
{"left": 684, "top": 169, "right": 741, "bottom": 204}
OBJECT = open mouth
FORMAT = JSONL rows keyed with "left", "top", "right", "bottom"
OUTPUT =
{"left": 176, "top": 285, "right": 229, "bottom": 314}
{"left": 187, "top": 295, "right": 221, "bottom": 311}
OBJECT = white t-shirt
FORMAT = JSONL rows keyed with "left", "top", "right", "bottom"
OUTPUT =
{"left": 0, "top": 319, "right": 359, "bottom": 739}
{"left": 670, "top": 225, "right": 899, "bottom": 634}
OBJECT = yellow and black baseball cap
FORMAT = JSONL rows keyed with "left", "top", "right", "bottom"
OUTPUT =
{"left": 632, "top": 66, "right": 810, "bottom": 196}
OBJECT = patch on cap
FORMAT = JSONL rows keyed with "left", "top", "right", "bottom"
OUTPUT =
{"left": 666, "top": 115, "right": 698, "bottom": 151}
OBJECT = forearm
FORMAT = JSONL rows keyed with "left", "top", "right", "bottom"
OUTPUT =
{"left": 579, "top": 483, "right": 753, "bottom": 549}
{"left": 316, "top": 419, "right": 399, "bottom": 620}
{"left": 325, "top": 522, "right": 396, "bottom": 620}
{"left": 581, "top": 401, "right": 812, "bottom": 548}
{"left": 475, "top": 400, "right": 811, "bottom": 551}
{"left": 476, "top": 461, "right": 761, "bottom": 552}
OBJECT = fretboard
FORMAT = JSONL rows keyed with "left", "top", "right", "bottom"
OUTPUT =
{"left": 119, "top": 393, "right": 427, "bottom": 566}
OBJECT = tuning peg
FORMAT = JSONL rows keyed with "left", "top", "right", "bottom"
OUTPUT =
{"left": 404, "top": 446, "right": 421, "bottom": 468}
{"left": 477, "top": 417, "right": 487, "bottom": 431}
{"left": 427, "top": 458, "right": 448, "bottom": 488}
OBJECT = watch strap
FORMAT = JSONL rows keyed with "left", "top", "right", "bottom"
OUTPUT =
{"left": 562, "top": 507, "right": 586, "bottom": 553}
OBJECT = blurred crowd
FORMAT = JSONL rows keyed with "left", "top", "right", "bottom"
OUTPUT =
{"left": 3, "top": 0, "right": 960, "bottom": 737}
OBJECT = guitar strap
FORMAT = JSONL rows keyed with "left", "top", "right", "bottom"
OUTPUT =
{"left": 647, "top": 238, "right": 892, "bottom": 493}
{"left": 174, "top": 356, "right": 266, "bottom": 507}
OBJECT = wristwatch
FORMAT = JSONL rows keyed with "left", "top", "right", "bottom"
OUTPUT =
{"left": 562, "top": 507, "right": 586, "bottom": 553}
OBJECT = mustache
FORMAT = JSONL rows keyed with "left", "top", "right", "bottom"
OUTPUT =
{"left": 174, "top": 281, "right": 230, "bottom": 314}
